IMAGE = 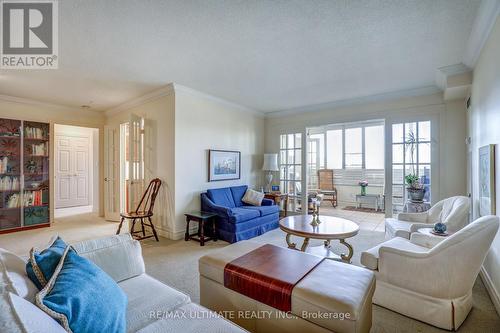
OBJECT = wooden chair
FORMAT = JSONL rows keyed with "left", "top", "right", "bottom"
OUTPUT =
{"left": 116, "top": 178, "right": 161, "bottom": 241}
{"left": 317, "top": 169, "right": 337, "bottom": 207}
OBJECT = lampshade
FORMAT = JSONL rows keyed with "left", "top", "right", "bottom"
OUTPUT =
{"left": 262, "top": 153, "right": 279, "bottom": 171}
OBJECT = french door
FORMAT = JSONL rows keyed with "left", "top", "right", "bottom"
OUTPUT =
{"left": 104, "top": 125, "right": 119, "bottom": 221}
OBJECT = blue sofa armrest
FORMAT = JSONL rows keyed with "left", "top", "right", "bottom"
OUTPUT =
{"left": 261, "top": 198, "right": 274, "bottom": 206}
{"left": 201, "top": 193, "right": 232, "bottom": 217}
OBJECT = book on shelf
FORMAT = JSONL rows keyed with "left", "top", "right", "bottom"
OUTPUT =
{"left": 30, "top": 142, "right": 47, "bottom": 156}
{"left": 24, "top": 190, "right": 46, "bottom": 206}
{"left": 0, "top": 176, "right": 19, "bottom": 191}
{"left": 6, "top": 193, "right": 20, "bottom": 208}
{"left": 25, "top": 127, "right": 46, "bottom": 139}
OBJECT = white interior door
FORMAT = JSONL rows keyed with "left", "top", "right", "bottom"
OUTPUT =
{"left": 128, "top": 114, "right": 144, "bottom": 212}
{"left": 55, "top": 135, "right": 89, "bottom": 208}
{"left": 104, "top": 125, "right": 120, "bottom": 221}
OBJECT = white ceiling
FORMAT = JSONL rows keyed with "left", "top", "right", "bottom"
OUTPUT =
{"left": 0, "top": 0, "right": 481, "bottom": 112}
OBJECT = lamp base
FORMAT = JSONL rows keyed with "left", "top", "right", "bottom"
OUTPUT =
{"left": 265, "top": 172, "right": 273, "bottom": 193}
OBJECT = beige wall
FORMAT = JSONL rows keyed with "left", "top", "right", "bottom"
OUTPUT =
{"left": 265, "top": 93, "right": 467, "bottom": 208}
{"left": 174, "top": 89, "right": 265, "bottom": 239}
{"left": 106, "top": 93, "right": 176, "bottom": 238}
{"left": 0, "top": 98, "right": 105, "bottom": 222}
{"left": 468, "top": 16, "right": 500, "bottom": 314}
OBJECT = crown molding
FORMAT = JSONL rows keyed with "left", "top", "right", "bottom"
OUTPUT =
{"left": 104, "top": 84, "right": 175, "bottom": 117}
{"left": 463, "top": 0, "right": 500, "bottom": 68}
{"left": 172, "top": 83, "right": 264, "bottom": 117}
{"left": 0, "top": 93, "right": 84, "bottom": 111}
{"left": 265, "top": 85, "right": 442, "bottom": 118}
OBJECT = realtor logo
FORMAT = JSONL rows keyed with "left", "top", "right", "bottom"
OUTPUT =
{"left": 1, "top": 0, "right": 58, "bottom": 69}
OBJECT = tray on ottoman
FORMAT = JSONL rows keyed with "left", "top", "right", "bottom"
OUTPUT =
{"left": 199, "top": 241, "right": 375, "bottom": 333}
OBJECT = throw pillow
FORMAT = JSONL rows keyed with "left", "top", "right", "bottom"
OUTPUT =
{"left": 36, "top": 246, "right": 127, "bottom": 333}
{"left": 0, "top": 292, "right": 66, "bottom": 333}
{"left": 0, "top": 248, "right": 38, "bottom": 302}
{"left": 26, "top": 236, "right": 68, "bottom": 290}
{"left": 242, "top": 189, "right": 264, "bottom": 206}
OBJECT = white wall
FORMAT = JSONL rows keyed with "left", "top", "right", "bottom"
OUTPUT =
{"left": 174, "top": 88, "right": 265, "bottom": 239}
{"left": 469, "top": 15, "right": 500, "bottom": 314}
{"left": 0, "top": 98, "right": 105, "bottom": 220}
{"left": 265, "top": 93, "right": 467, "bottom": 212}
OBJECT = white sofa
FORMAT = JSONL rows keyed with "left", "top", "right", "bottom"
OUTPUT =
{"left": 0, "top": 234, "right": 246, "bottom": 333}
{"left": 361, "top": 215, "right": 499, "bottom": 330}
{"left": 385, "top": 196, "right": 470, "bottom": 239}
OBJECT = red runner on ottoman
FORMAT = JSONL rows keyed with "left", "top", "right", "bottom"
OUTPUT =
{"left": 224, "top": 244, "right": 324, "bottom": 312}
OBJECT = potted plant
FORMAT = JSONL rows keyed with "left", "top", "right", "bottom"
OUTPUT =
{"left": 405, "top": 174, "right": 425, "bottom": 202}
{"left": 358, "top": 180, "right": 368, "bottom": 196}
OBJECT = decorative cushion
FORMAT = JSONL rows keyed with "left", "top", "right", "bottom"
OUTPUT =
{"left": 36, "top": 246, "right": 127, "bottom": 333}
{"left": 0, "top": 292, "right": 66, "bottom": 333}
{"left": 241, "top": 189, "right": 264, "bottom": 206}
{"left": 207, "top": 188, "right": 236, "bottom": 208}
{"left": 230, "top": 185, "right": 249, "bottom": 207}
{"left": 228, "top": 207, "right": 260, "bottom": 223}
{"left": 0, "top": 248, "right": 38, "bottom": 301}
{"left": 26, "top": 236, "right": 68, "bottom": 290}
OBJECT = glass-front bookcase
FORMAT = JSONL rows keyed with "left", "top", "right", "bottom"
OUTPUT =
{"left": 0, "top": 118, "right": 50, "bottom": 233}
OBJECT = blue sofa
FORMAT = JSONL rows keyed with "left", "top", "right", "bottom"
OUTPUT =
{"left": 201, "top": 185, "right": 280, "bottom": 243}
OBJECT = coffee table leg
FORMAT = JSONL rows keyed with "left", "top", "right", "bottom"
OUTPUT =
{"left": 285, "top": 233, "right": 297, "bottom": 250}
{"left": 300, "top": 238, "right": 310, "bottom": 252}
{"left": 340, "top": 239, "right": 354, "bottom": 262}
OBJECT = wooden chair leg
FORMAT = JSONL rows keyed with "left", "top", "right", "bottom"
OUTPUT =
{"left": 148, "top": 217, "right": 159, "bottom": 241}
{"left": 130, "top": 218, "right": 137, "bottom": 235}
{"left": 141, "top": 218, "right": 146, "bottom": 237}
{"left": 116, "top": 217, "right": 125, "bottom": 235}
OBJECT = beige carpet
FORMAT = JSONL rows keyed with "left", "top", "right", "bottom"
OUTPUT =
{"left": 0, "top": 211, "right": 499, "bottom": 333}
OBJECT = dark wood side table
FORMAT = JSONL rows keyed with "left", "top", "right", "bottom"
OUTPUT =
{"left": 184, "top": 211, "right": 218, "bottom": 246}
{"left": 264, "top": 192, "right": 289, "bottom": 217}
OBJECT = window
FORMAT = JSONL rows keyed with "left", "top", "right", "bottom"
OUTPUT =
{"left": 279, "top": 133, "right": 302, "bottom": 196}
{"left": 323, "top": 122, "right": 384, "bottom": 170}
{"left": 391, "top": 121, "right": 431, "bottom": 214}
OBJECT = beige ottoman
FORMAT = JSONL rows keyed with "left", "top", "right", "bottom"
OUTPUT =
{"left": 199, "top": 241, "right": 375, "bottom": 333}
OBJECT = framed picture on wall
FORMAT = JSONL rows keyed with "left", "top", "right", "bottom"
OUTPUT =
{"left": 479, "top": 144, "right": 496, "bottom": 216}
{"left": 208, "top": 150, "right": 241, "bottom": 182}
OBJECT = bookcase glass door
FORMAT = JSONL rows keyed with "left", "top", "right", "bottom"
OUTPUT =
{"left": 23, "top": 121, "right": 50, "bottom": 226}
{"left": 0, "top": 118, "right": 22, "bottom": 230}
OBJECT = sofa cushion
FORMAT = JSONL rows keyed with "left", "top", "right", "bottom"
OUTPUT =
{"left": 26, "top": 236, "right": 68, "bottom": 290}
{"left": 0, "top": 248, "right": 38, "bottom": 302}
{"left": 230, "top": 185, "right": 248, "bottom": 207}
{"left": 385, "top": 218, "right": 413, "bottom": 239}
{"left": 118, "top": 274, "right": 190, "bottom": 332}
{"left": 241, "top": 189, "right": 264, "bottom": 206}
{"left": 0, "top": 292, "right": 66, "bottom": 333}
{"left": 228, "top": 207, "right": 260, "bottom": 223}
{"left": 73, "top": 234, "right": 145, "bottom": 283}
{"left": 242, "top": 205, "right": 279, "bottom": 217}
{"left": 360, "top": 237, "right": 429, "bottom": 270}
{"left": 207, "top": 188, "right": 236, "bottom": 208}
{"left": 36, "top": 247, "right": 127, "bottom": 333}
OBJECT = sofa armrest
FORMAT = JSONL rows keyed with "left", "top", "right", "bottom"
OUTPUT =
{"left": 397, "top": 212, "right": 428, "bottom": 223}
{"left": 72, "top": 234, "right": 145, "bottom": 282}
{"left": 409, "top": 222, "right": 434, "bottom": 233}
{"left": 201, "top": 193, "right": 232, "bottom": 217}
{"left": 261, "top": 198, "right": 274, "bottom": 206}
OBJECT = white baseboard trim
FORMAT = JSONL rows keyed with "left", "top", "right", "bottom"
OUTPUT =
{"left": 479, "top": 266, "right": 500, "bottom": 316}
{"left": 156, "top": 227, "right": 185, "bottom": 241}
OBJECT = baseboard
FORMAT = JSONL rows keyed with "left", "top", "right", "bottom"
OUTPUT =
{"left": 479, "top": 266, "right": 500, "bottom": 316}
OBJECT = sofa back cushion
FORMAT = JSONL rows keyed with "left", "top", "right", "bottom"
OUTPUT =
{"left": 72, "top": 234, "right": 145, "bottom": 283}
{"left": 230, "top": 185, "right": 248, "bottom": 207}
{"left": 207, "top": 187, "right": 236, "bottom": 208}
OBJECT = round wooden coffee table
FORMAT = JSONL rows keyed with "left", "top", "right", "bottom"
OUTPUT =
{"left": 279, "top": 215, "right": 359, "bottom": 262}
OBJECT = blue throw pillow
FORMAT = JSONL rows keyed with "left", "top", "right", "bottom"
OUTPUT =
{"left": 35, "top": 246, "right": 127, "bottom": 333}
{"left": 26, "top": 237, "right": 68, "bottom": 290}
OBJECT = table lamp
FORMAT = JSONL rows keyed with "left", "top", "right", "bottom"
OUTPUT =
{"left": 262, "top": 153, "right": 279, "bottom": 193}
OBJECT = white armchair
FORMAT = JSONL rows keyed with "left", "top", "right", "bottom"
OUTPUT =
{"left": 361, "top": 215, "right": 499, "bottom": 330}
{"left": 385, "top": 196, "right": 470, "bottom": 239}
